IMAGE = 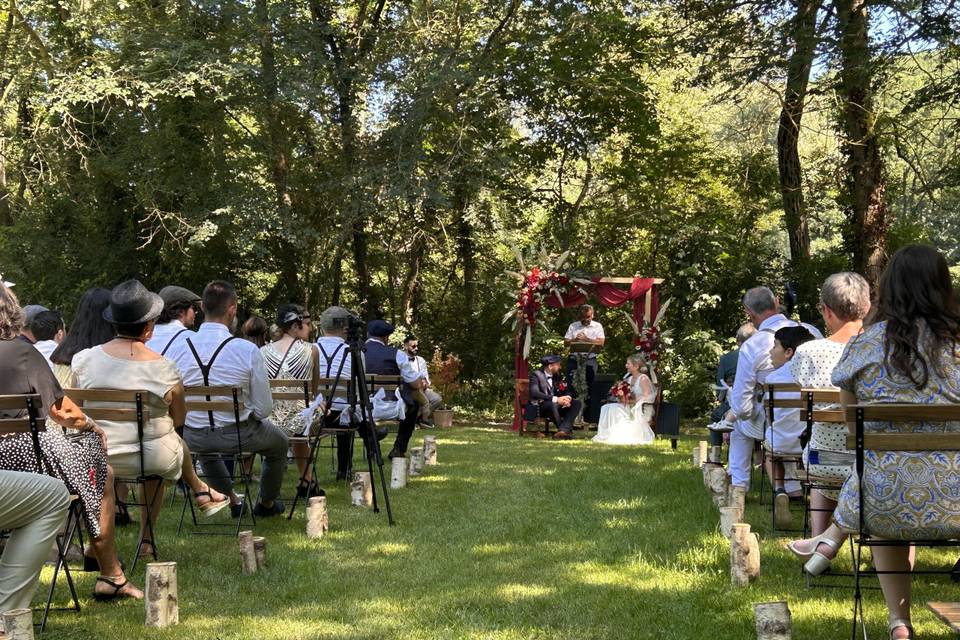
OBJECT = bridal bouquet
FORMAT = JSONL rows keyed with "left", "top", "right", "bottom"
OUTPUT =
{"left": 610, "top": 380, "right": 631, "bottom": 401}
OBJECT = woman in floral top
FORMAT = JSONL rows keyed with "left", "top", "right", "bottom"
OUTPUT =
{"left": 788, "top": 245, "right": 960, "bottom": 640}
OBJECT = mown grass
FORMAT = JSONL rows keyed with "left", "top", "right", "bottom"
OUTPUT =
{"left": 36, "top": 423, "right": 960, "bottom": 639}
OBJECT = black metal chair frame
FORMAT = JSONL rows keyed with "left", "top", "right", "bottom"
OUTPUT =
{"left": 848, "top": 403, "right": 960, "bottom": 640}
{"left": 176, "top": 386, "right": 255, "bottom": 536}
{"left": 0, "top": 394, "right": 83, "bottom": 632}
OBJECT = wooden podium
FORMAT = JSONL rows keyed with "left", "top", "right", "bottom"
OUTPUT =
{"left": 567, "top": 342, "right": 601, "bottom": 426}
{"left": 567, "top": 341, "right": 601, "bottom": 355}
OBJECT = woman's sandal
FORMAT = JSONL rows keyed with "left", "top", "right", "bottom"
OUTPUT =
{"left": 802, "top": 537, "right": 841, "bottom": 576}
{"left": 194, "top": 490, "right": 230, "bottom": 518}
{"left": 92, "top": 575, "right": 142, "bottom": 602}
{"left": 889, "top": 618, "right": 914, "bottom": 639}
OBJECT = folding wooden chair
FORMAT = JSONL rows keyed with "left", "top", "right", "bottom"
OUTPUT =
{"left": 63, "top": 388, "right": 159, "bottom": 573}
{"left": 176, "top": 386, "right": 254, "bottom": 536}
{"left": 845, "top": 403, "right": 960, "bottom": 639}
{"left": 0, "top": 394, "right": 82, "bottom": 632}
{"left": 759, "top": 382, "right": 803, "bottom": 510}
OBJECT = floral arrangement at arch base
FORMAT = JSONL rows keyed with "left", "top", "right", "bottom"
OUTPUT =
{"left": 502, "top": 245, "right": 592, "bottom": 359}
{"left": 429, "top": 347, "right": 462, "bottom": 409}
{"left": 624, "top": 297, "right": 672, "bottom": 385}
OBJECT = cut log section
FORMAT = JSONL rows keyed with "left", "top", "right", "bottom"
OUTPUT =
{"left": 253, "top": 536, "right": 267, "bottom": 570}
{"left": 708, "top": 445, "right": 723, "bottom": 464}
{"left": 707, "top": 465, "right": 730, "bottom": 507}
{"left": 238, "top": 530, "right": 257, "bottom": 574}
{"left": 719, "top": 506, "right": 742, "bottom": 538}
{"left": 423, "top": 436, "right": 438, "bottom": 465}
{"left": 1, "top": 608, "right": 33, "bottom": 640}
{"left": 693, "top": 440, "right": 708, "bottom": 467}
{"left": 730, "top": 523, "right": 761, "bottom": 587}
{"left": 755, "top": 601, "right": 792, "bottom": 639}
{"left": 306, "top": 496, "right": 329, "bottom": 539}
{"left": 145, "top": 562, "right": 179, "bottom": 628}
{"left": 408, "top": 450, "right": 424, "bottom": 477}
{"left": 351, "top": 471, "right": 373, "bottom": 507}
{"left": 391, "top": 455, "right": 408, "bottom": 488}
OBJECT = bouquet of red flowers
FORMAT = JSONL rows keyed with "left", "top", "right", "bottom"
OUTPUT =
{"left": 610, "top": 380, "right": 631, "bottom": 400}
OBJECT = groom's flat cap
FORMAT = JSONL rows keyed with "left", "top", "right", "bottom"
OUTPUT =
{"left": 540, "top": 355, "right": 562, "bottom": 366}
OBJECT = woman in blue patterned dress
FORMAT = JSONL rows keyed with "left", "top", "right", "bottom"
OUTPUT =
{"left": 787, "top": 245, "right": 960, "bottom": 640}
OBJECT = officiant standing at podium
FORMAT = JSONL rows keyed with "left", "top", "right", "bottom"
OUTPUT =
{"left": 564, "top": 304, "right": 605, "bottom": 417}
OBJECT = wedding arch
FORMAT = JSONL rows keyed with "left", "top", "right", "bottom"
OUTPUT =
{"left": 503, "top": 250, "right": 664, "bottom": 431}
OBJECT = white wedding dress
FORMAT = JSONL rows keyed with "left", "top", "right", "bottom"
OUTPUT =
{"left": 593, "top": 375, "right": 657, "bottom": 445}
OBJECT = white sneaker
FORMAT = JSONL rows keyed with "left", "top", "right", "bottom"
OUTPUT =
{"left": 708, "top": 420, "right": 734, "bottom": 433}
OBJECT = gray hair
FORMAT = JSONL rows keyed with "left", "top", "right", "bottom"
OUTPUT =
{"left": 0, "top": 282, "right": 24, "bottom": 340}
{"left": 820, "top": 272, "right": 870, "bottom": 321}
{"left": 319, "top": 306, "right": 351, "bottom": 333}
{"left": 742, "top": 287, "right": 777, "bottom": 315}
{"left": 735, "top": 322, "right": 756, "bottom": 345}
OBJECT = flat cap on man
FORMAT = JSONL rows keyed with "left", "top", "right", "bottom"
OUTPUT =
{"left": 367, "top": 319, "right": 395, "bottom": 338}
{"left": 158, "top": 285, "right": 201, "bottom": 307}
{"left": 540, "top": 354, "right": 562, "bottom": 366}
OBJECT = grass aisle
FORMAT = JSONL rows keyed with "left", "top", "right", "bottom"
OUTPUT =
{"left": 43, "top": 425, "right": 960, "bottom": 639}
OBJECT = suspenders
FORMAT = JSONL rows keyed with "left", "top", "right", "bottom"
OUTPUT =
{"left": 186, "top": 336, "right": 237, "bottom": 427}
{"left": 160, "top": 328, "right": 189, "bottom": 356}
{"left": 317, "top": 342, "right": 346, "bottom": 378}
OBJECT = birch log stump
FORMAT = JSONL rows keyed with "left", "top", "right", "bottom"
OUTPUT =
{"left": 391, "top": 456, "right": 408, "bottom": 488}
{"left": 693, "top": 441, "right": 708, "bottom": 467}
{"left": 408, "top": 450, "right": 424, "bottom": 477}
{"left": 707, "top": 466, "right": 730, "bottom": 507}
{"left": 238, "top": 530, "right": 257, "bottom": 574}
{"left": 145, "top": 562, "right": 179, "bottom": 628}
{"left": 728, "top": 485, "right": 746, "bottom": 514}
{"left": 755, "top": 601, "right": 792, "bottom": 639}
{"left": 351, "top": 472, "right": 373, "bottom": 507}
{"left": 719, "top": 506, "right": 742, "bottom": 538}
{"left": 253, "top": 536, "right": 267, "bottom": 570}
{"left": 730, "top": 523, "right": 761, "bottom": 587}
{"left": 423, "top": 436, "right": 438, "bottom": 465}
{"left": 306, "top": 496, "right": 329, "bottom": 539}
{"left": 1, "top": 608, "right": 33, "bottom": 640}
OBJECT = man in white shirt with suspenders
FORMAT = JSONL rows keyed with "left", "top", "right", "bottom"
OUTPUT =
{"left": 145, "top": 285, "right": 201, "bottom": 357}
{"left": 315, "top": 306, "right": 354, "bottom": 480}
{"left": 166, "top": 281, "right": 288, "bottom": 517}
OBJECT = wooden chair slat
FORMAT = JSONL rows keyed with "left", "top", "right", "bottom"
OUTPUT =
{"left": 185, "top": 401, "right": 239, "bottom": 412}
{"left": 764, "top": 398, "right": 806, "bottom": 409}
{"left": 82, "top": 408, "right": 152, "bottom": 422}
{"left": 802, "top": 389, "right": 841, "bottom": 403}
{"left": 927, "top": 602, "right": 960, "bottom": 633}
{"left": 271, "top": 391, "right": 311, "bottom": 401}
{"left": 846, "top": 404, "right": 960, "bottom": 422}
{"left": 767, "top": 383, "right": 802, "bottom": 392}
{"left": 0, "top": 419, "right": 41, "bottom": 434}
{"left": 63, "top": 388, "right": 146, "bottom": 403}
{"left": 800, "top": 409, "right": 846, "bottom": 423}
{"left": 183, "top": 386, "right": 239, "bottom": 396}
{"left": 0, "top": 394, "right": 42, "bottom": 410}
{"left": 846, "top": 432, "right": 960, "bottom": 452}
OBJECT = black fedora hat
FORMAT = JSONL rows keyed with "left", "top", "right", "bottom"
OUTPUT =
{"left": 103, "top": 279, "right": 164, "bottom": 324}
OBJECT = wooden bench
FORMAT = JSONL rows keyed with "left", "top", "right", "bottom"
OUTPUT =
{"left": 927, "top": 602, "right": 960, "bottom": 635}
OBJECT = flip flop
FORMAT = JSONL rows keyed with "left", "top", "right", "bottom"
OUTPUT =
{"left": 92, "top": 575, "right": 140, "bottom": 602}
{"left": 195, "top": 490, "right": 230, "bottom": 518}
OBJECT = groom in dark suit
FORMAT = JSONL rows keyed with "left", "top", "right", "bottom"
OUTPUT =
{"left": 527, "top": 355, "right": 582, "bottom": 440}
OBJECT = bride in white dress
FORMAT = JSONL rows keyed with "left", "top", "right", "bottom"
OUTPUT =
{"left": 593, "top": 352, "right": 657, "bottom": 445}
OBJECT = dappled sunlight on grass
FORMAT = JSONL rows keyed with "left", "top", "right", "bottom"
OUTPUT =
{"left": 495, "top": 583, "right": 556, "bottom": 601}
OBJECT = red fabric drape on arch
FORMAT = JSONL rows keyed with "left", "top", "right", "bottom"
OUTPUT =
{"left": 512, "top": 277, "right": 660, "bottom": 431}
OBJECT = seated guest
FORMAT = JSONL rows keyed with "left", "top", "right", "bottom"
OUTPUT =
{"left": 764, "top": 325, "right": 814, "bottom": 528}
{"left": 29, "top": 309, "right": 65, "bottom": 366}
{"left": 788, "top": 246, "right": 960, "bottom": 640}
{"left": 403, "top": 334, "right": 442, "bottom": 426}
{"left": 145, "top": 285, "right": 201, "bottom": 356}
{"left": 49, "top": 288, "right": 114, "bottom": 387}
{"left": 262, "top": 303, "right": 322, "bottom": 497}
{"left": 18, "top": 304, "right": 47, "bottom": 343}
{"left": 72, "top": 280, "right": 230, "bottom": 556}
{"left": 708, "top": 322, "right": 756, "bottom": 435}
{"left": 790, "top": 272, "right": 870, "bottom": 536}
{"left": 240, "top": 315, "right": 270, "bottom": 348}
{"left": 315, "top": 306, "right": 355, "bottom": 480}
{"left": 166, "top": 280, "right": 288, "bottom": 517}
{"left": 365, "top": 320, "right": 427, "bottom": 458}
{"left": 528, "top": 354, "right": 582, "bottom": 440}
{"left": 0, "top": 282, "right": 142, "bottom": 600}
{"left": 0, "top": 470, "right": 71, "bottom": 619}
{"left": 728, "top": 287, "right": 799, "bottom": 490}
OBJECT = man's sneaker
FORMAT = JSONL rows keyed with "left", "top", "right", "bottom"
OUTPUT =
{"left": 252, "top": 500, "right": 285, "bottom": 518}
{"left": 708, "top": 420, "right": 734, "bottom": 433}
{"left": 230, "top": 496, "right": 247, "bottom": 519}
{"left": 774, "top": 490, "right": 792, "bottom": 529}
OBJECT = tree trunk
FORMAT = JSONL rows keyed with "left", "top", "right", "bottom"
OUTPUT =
{"left": 777, "top": 0, "right": 819, "bottom": 295}
{"left": 835, "top": 0, "right": 888, "bottom": 285}
{"left": 401, "top": 230, "right": 426, "bottom": 325}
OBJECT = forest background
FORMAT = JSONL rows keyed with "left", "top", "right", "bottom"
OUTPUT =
{"left": 2, "top": 0, "right": 959, "bottom": 418}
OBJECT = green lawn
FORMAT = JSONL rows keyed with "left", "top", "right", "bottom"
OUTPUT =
{"left": 37, "top": 424, "right": 960, "bottom": 639}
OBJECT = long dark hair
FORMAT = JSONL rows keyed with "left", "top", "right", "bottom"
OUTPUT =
{"left": 50, "top": 288, "right": 114, "bottom": 366}
{"left": 868, "top": 245, "right": 960, "bottom": 388}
